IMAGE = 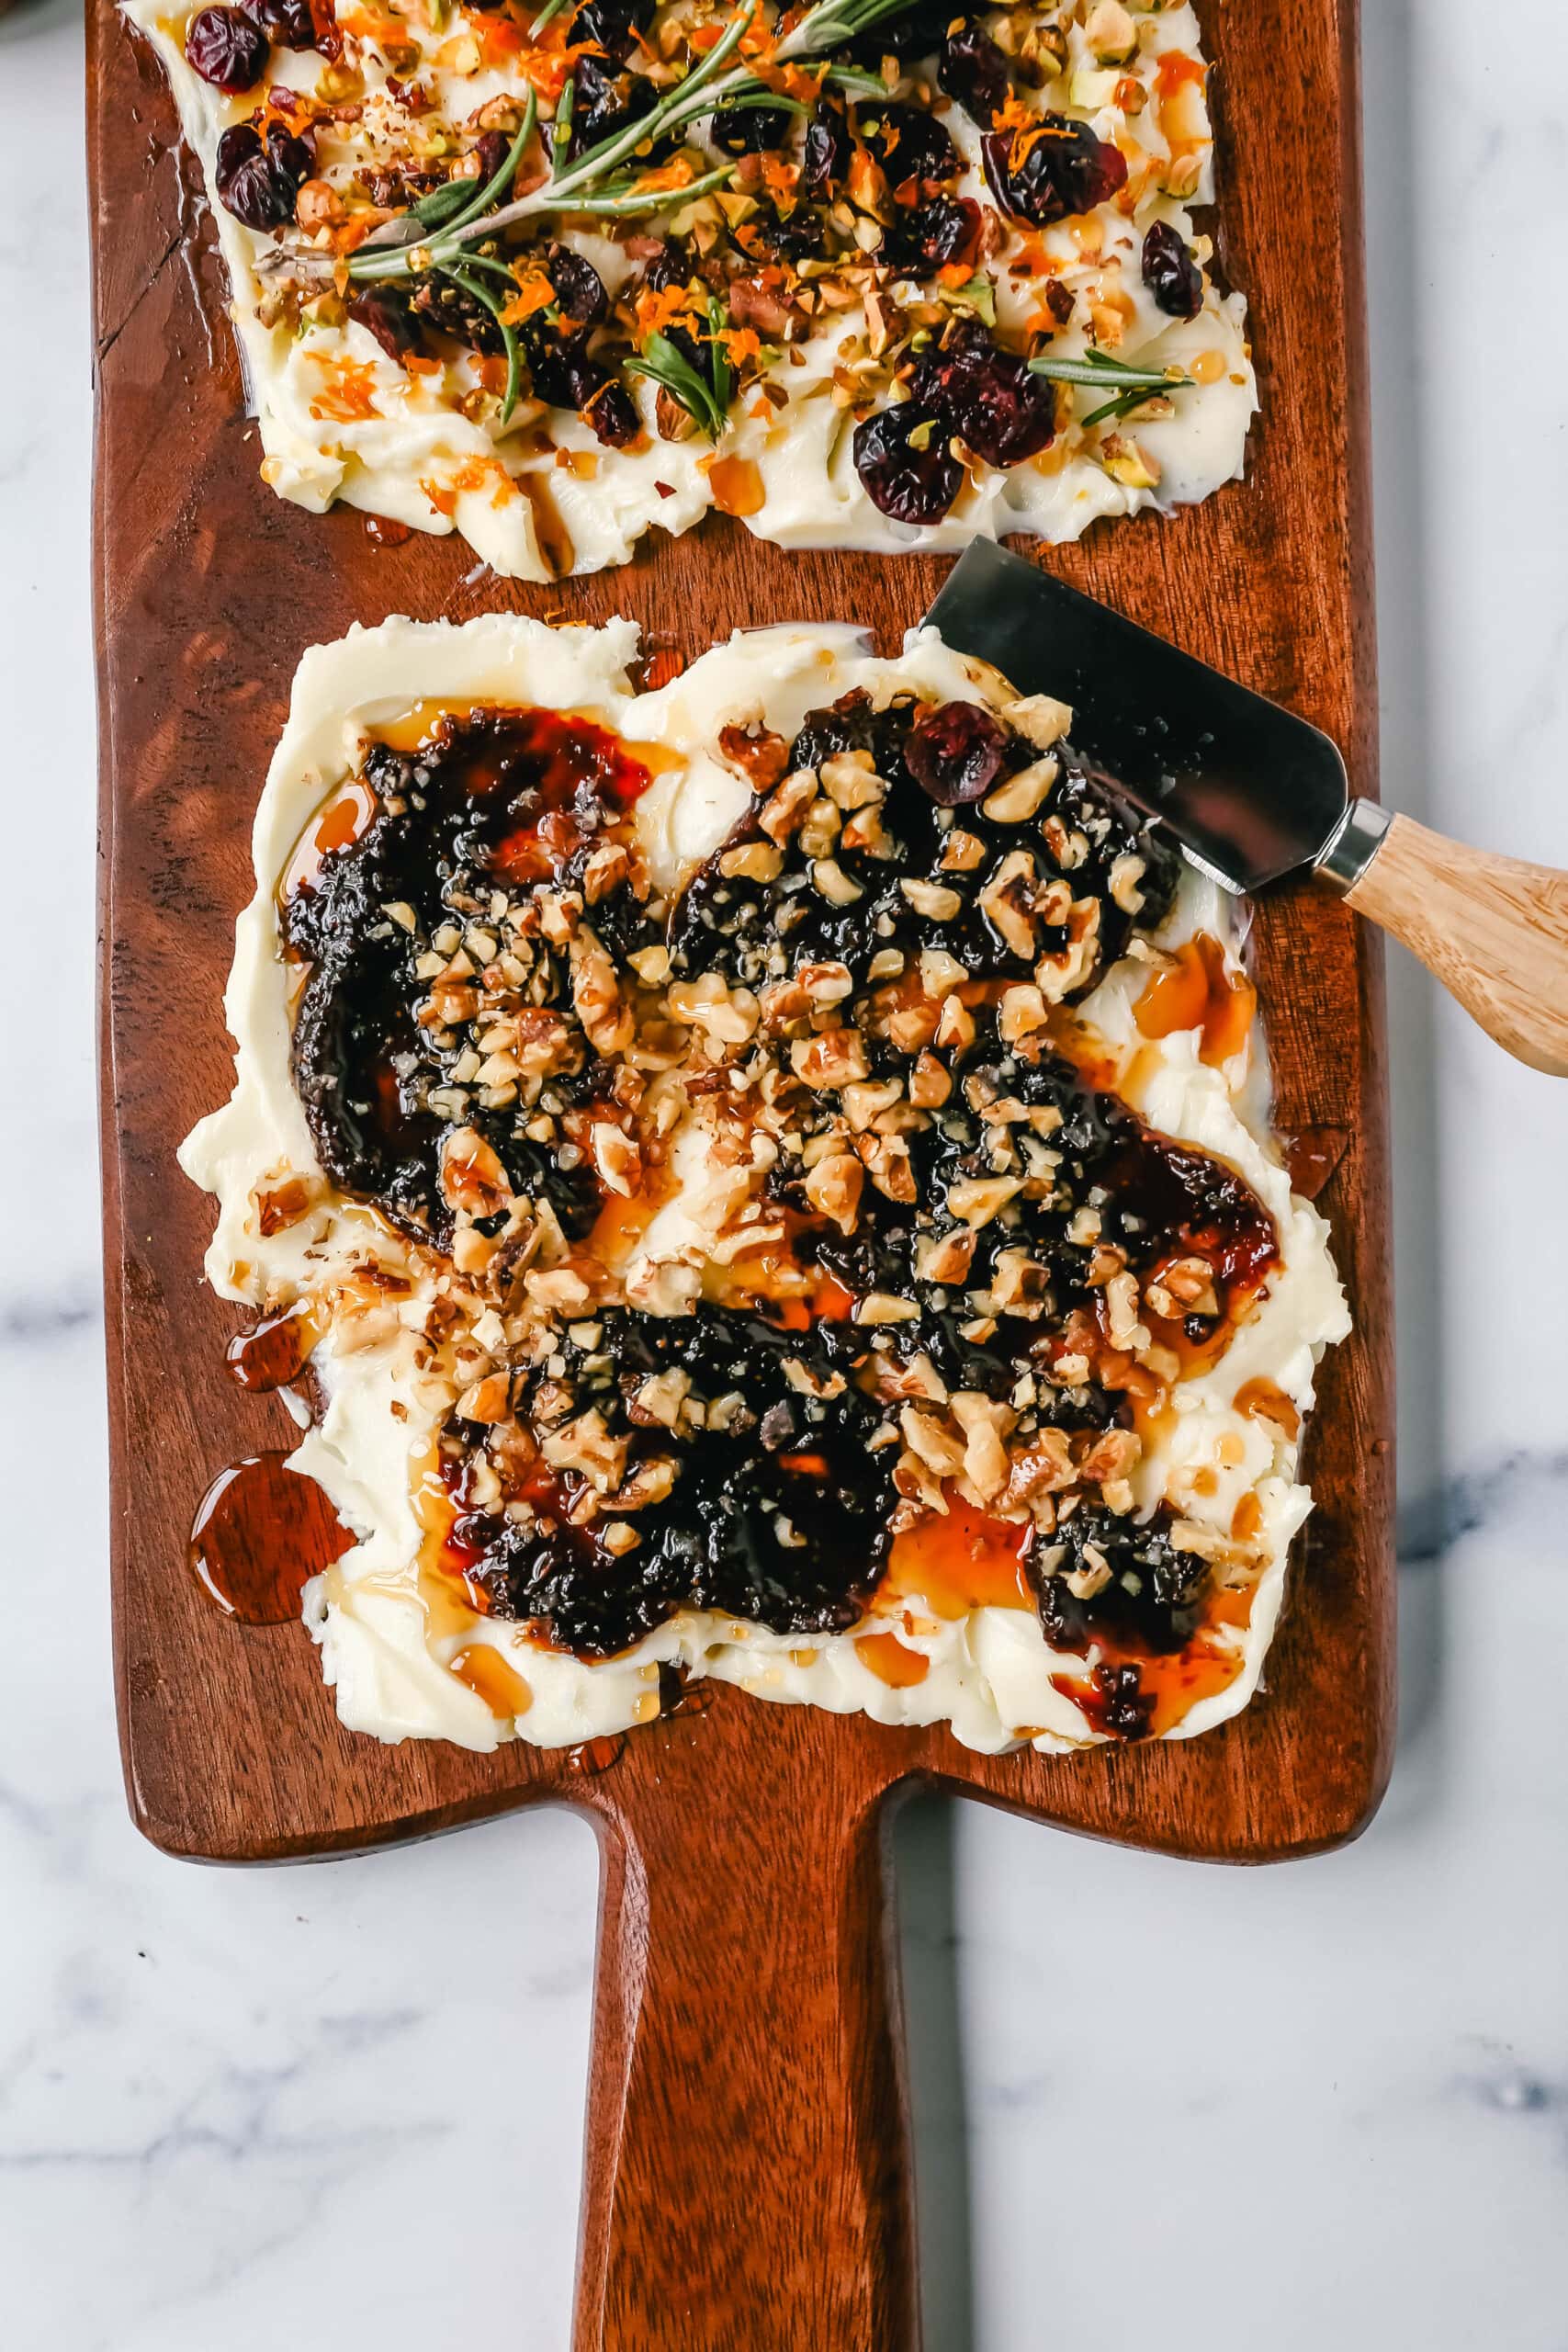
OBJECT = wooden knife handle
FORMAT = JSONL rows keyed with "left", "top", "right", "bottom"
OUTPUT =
{"left": 574, "top": 1765, "right": 919, "bottom": 2351}
{"left": 1342, "top": 809, "right": 1568, "bottom": 1077}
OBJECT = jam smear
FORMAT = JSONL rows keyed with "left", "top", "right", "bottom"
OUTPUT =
{"left": 272, "top": 684, "right": 1282, "bottom": 1690}
{"left": 188, "top": 1452, "right": 353, "bottom": 1623}
{"left": 283, "top": 706, "right": 659, "bottom": 1248}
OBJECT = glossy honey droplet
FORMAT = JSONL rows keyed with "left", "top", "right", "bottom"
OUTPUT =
{"left": 1134, "top": 931, "right": 1256, "bottom": 1068}
{"left": 448, "top": 1643, "right": 532, "bottom": 1718}
{"left": 188, "top": 1452, "right": 354, "bottom": 1623}
{"left": 224, "top": 1300, "right": 320, "bottom": 1392}
{"left": 884, "top": 1492, "right": 1033, "bottom": 1617}
{"left": 854, "top": 1631, "right": 931, "bottom": 1688}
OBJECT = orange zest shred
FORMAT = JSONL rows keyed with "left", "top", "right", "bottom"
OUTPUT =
{"left": 420, "top": 458, "right": 518, "bottom": 518}
{"left": 308, "top": 356, "right": 382, "bottom": 422}
{"left": 631, "top": 155, "right": 696, "bottom": 196}
{"left": 501, "top": 269, "right": 556, "bottom": 325}
{"left": 634, "top": 281, "right": 703, "bottom": 340}
{"left": 992, "top": 92, "right": 1074, "bottom": 174}
{"left": 717, "top": 323, "right": 763, "bottom": 366}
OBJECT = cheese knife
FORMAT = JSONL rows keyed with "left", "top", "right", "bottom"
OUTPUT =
{"left": 926, "top": 540, "right": 1568, "bottom": 1078}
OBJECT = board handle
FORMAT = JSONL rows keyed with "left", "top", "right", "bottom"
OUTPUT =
{"left": 1326, "top": 806, "right": 1568, "bottom": 1077}
{"left": 573, "top": 1767, "right": 919, "bottom": 2351}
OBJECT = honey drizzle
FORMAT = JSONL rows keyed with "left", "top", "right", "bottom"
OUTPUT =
{"left": 188, "top": 1452, "right": 354, "bottom": 1623}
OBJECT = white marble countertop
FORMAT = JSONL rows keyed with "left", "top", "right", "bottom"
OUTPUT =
{"left": 3, "top": 1, "right": 1566, "bottom": 2344}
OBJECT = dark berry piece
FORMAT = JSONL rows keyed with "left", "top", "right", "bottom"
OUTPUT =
{"left": 547, "top": 243, "right": 609, "bottom": 325}
{"left": 1142, "top": 218, "right": 1203, "bottom": 319}
{"left": 462, "top": 129, "right": 513, "bottom": 200}
{"left": 184, "top": 6, "right": 270, "bottom": 91}
{"left": 801, "top": 99, "right": 850, "bottom": 198}
{"left": 981, "top": 113, "right": 1128, "bottom": 226}
{"left": 213, "top": 120, "right": 314, "bottom": 232}
{"left": 348, "top": 285, "right": 424, "bottom": 364}
{"left": 845, "top": 0, "right": 950, "bottom": 70}
{"left": 910, "top": 323, "right": 1057, "bottom": 469}
{"left": 245, "top": 0, "right": 338, "bottom": 54}
{"left": 937, "top": 25, "right": 1011, "bottom": 127}
{"left": 570, "top": 56, "right": 652, "bottom": 159}
{"left": 587, "top": 380, "right": 640, "bottom": 447}
{"left": 905, "top": 699, "right": 1009, "bottom": 804}
{"left": 570, "top": 0, "right": 654, "bottom": 65}
{"left": 709, "top": 103, "right": 793, "bottom": 154}
{"left": 1034, "top": 1504, "right": 1212, "bottom": 1659}
{"left": 884, "top": 195, "right": 982, "bottom": 274}
{"left": 852, "top": 403, "right": 962, "bottom": 526}
{"left": 412, "top": 273, "right": 504, "bottom": 354}
{"left": 859, "top": 101, "right": 959, "bottom": 199}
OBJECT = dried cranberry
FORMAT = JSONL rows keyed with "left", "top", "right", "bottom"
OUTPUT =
{"left": 709, "top": 103, "right": 792, "bottom": 154}
{"left": 213, "top": 120, "right": 314, "bottom": 232}
{"left": 845, "top": 0, "right": 950, "bottom": 70}
{"left": 349, "top": 285, "right": 424, "bottom": 364}
{"left": 801, "top": 99, "right": 850, "bottom": 198}
{"left": 852, "top": 403, "right": 962, "bottom": 526}
{"left": 736, "top": 207, "right": 823, "bottom": 267}
{"left": 910, "top": 323, "right": 1056, "bottom": 469}
{"left": 570, "top": 0, "right": 653, "bottom": 65}
{"left": 587, "top": 381, "right": 640, "bottom": 447}
{"left": 570, "top": 57, "right": 652, "bottom": 159}
{"left": 412, "top": 274, "right": 503, "bottom": 354}
{"left": 637, "top": 239, "right": 690, "bottom": 294}
{"left": 884, "top": 195, "right": 981, "bottom": 274}
{"left": 525, "top": 328, "right": 625, "bottom": 429}
{"left": 244, "top": 0, "right": 337, "bottom": 54}
{"left": 981, "top": 114, "right": 1128, "bottom": 226}
{"left": 859, "top": 102, "right": 959, "bottom": 199}
{"left": 184, "top": 6, "right": 269, "bottom": 91}
{"left": 461, "top": 130, "right": 512, "bottom": 200}
{"left": 905, "top": 700, "right": 1009, "bottom": 804}
{"left": 547, "top": 243, "right": 609, "bottom": 325}
{"left": 1142, "top": 218, "right": 1203, "bottom": 320}
{"left": 937, "top": 25, "right": 1011, "bottom": 128}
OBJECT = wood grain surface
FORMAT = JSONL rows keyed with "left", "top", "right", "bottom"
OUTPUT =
{"left": 91, "top": 2, "right": 1391, "bottom": 2343}
{"left": 1348, "top": 810, "right": 1568, "bottom": 1077}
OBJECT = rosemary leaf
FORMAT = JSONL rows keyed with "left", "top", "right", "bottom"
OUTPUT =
{"left": 1027, "top": 352, "right": 1186, "bottom": 391}
{"left": 552, "top": 75, "right": 575, "bottom": 178}
{"left": 446, "top": 263, "right": 525, "bottom": 426}
{"left": 527, "top": 164, "right": 737, "bottom": 217}
{"left": 707, "top": 294, "right": 732, "bottom": 417}
{"left": 626, "top": 331, "right": 725, "bottom": 440}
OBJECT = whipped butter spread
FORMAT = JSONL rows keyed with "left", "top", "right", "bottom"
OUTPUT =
{"left": 181, "top": 615, "right": 1348, "bottom": 1755}
{"left": 125, "top": 0, "right": 1254, "bottom": 575}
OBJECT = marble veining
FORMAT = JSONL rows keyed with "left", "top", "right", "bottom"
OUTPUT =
{"left": 2, "top": 0, "right": 1566, "bottom": 2344}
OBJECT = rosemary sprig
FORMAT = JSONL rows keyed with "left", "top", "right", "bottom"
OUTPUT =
{"left": 445, "top": 262, "right": 525, "bottom": 424}
{"left": 1028, "top": 347, "right": 1192, "bottom": 427}
{"left": 551, "top": 74, "right": 575, "bottom": 177}
{"left": 354, "top": 86, "right": 538, "bottom": 278}
{"left": 707, "top": 293, "right": 732, "bottom": 417}
{"left": 626, "top": 331, "right": 728, "bottom": 439}
{"left": 529, "top": 0, "right": 570, "bottom": 29}
{"left": 347, "top": 0, "right": 924, "bottom": 280}
{"left": 528, "top": 164, "right": 737, "bottom": 218}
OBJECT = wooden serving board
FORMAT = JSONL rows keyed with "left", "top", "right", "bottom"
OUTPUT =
{"left": 91, "top": 2, "right": 1391, "bottom": 2342}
